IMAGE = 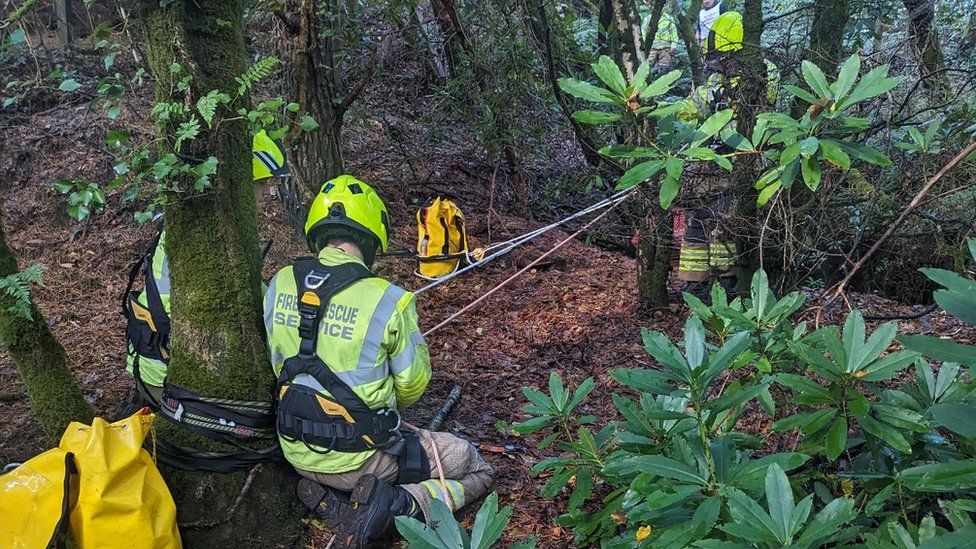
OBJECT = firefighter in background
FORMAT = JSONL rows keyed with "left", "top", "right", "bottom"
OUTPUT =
{"left": 641, "top": 4, "right": 680, "bottom": 73}
{"left": 677, "top": 11, "right": 778, "bottom": 295}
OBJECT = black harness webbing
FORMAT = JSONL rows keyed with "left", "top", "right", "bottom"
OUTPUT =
{"left": 157, "top": 384, "right": 278, "bottom": 446}
{"left": 274, "top": 259, "right": 428, "bottom": 483}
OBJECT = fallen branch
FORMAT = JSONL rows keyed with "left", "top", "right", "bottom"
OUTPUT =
{"left": 427, "top": 385, "right": 462, "bottom": 431}
{"left": 814, "top": 141, "right": 976, "bottom": 325}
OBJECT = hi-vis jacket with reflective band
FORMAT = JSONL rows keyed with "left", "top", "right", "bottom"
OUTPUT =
{"left": 125, "top": 230, "right": 171, "bottom": 387}
{"left": 264, "top": 247, "right": 431, "bottom": 474}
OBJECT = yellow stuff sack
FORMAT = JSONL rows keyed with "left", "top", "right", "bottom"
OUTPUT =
{"left": 416, "top": 196, "right": 470, "bottom": 279}
{"left": 0, "top": 410, "right": 182, "bottom": 549}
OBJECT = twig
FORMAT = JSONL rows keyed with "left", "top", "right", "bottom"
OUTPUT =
{"left": 179, "top": 464, "right": 263, "bottom": 530}
{"left": 813, "top": 141, "right": 976, "bottom": 325}
{"left": 336, "top": 35, "right": 391, "bottom": 116}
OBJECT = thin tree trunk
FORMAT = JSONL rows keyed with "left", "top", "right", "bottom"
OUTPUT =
{"left": 143, "top": 2, "right": 302, "bottom": 545}
{"left": 642, "top": 0, "right": 667, "bottom": 57}
{"left": 902, "top": 0, "right": 948, "bottom": 94}
{"left": 430, "top": 0, "right": 466, "bottom": 75}
{"left": 610, "top": 0, "right": 644, "bottom": 78}
{"left": 677, "top": 0, "right": 706, "bottom": 86}
{"left": 275, "top": 0, "right": 344, "bottom": 196}
{"left": 791, "top": 0, "right": 850, "bottom": 117}
{"left": 732, "top": 0, "right": 766, "bottom": 292}
{"left": 527, "top": 0, "right": 603, "bottom": 166}
{"left": 0, "top": 202, "right": 93, "bottom": 441}
{"left": 636, "top": 201, "right": 672, "bottom": 308}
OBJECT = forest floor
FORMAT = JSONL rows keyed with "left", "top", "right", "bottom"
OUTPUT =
{"left": 3, "top": 49, "right": 976, "bottom": 548}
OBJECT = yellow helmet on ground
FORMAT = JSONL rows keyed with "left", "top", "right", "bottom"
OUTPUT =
{"left": 252, "top": 130, "right": 290, "bottom": 181}
{"left": 706, "top": 11, "right": 743, "bottom": 57}
{"left": 305, "top": 175, "right": 390, "bottom": 263}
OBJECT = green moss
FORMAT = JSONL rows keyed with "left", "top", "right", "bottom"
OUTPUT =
{"left": 0, "top": 201, "right": 93, "bottom": 441}
{"left": 636, "top": 201, "right": 671, "bottom": 308}
{"left": 142, "top": 2, "right": 303, "bottom": 544}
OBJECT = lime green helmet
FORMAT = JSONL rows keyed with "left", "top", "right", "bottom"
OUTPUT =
{"left": 252, "top": 130, "right": 290, "bottom": 181}
{"left": 305, "top": 175, "right": 390, "bottom": 263}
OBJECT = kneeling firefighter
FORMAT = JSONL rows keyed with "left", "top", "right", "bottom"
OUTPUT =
{"left": 264, "top": 175, "right": 493, "bottom": 548}
{"left": 122, "top": 130, "right": 290, "bottom": 406}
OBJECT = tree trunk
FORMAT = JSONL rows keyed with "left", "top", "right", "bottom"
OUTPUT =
{"left": 0, "top": 201, "right": 93, "bottom": 441}
{"left": 806, "top": 0, "right": 850, "bottom": 75}
{"left": 732, "top": 0, "right": 766, "bottom": 292}
{"left": 609, "top": 0, "right": 644, "bottom": 78}
{"left": 275, "top": 0, "right": 344, "bottom": 197}
{"left": 430, "top": 0, "right": 466, "bottom": 75}
{"left": 902, "top": 0, "right": 948, "bottom": 94}
{"left": 527, "top": 0, "right": 604, "bottom": 167}
{"left": 636, "top": 198, "right": 672, "bottom": 308}
{"left": 143, "top": 2, "right": 303, "bottom": 545}
{"left": 677, "top": 0, "right": 706, "bottom": 86}
{"left": 792, "top": 0, "right": 850, "bottom": 117}
{"left": 642, "top": 0, "right": 667, "bottom": 57}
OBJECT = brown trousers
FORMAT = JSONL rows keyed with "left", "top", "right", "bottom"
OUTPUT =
{"left": 297, "top": 430, "right": 493, "bottom": 520}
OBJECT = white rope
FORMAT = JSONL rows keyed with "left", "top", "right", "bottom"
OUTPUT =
{"left": 414, "top": 185, "right": 638, "bottom": 294}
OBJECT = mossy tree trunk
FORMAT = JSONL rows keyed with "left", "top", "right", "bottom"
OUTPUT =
{"left": 636, "top": 196, "right": 672, "bottom": 308}
{"left": 143, "top": 2, "right": 302, "bottom": 545}
{"left": 731, "top": 0, "right": 765, "bottom": 292}
{"left": 0, "top": 201, "right": 93, "bottom": 441}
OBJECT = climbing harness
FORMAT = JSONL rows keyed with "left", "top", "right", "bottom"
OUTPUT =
{"left": 413, "top": 185, "right": 640, "bottom": 295}
{"left": 274, "top": 258, "right": 428, "bottom": 483}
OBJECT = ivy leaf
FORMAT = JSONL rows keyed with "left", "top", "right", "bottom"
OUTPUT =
{"left": 300, "top": 114, "right": 319, "bottom": 132}
{"left": 53, "top": 179, "right": 75, "bottom": 194}
{"left": 59, "top": 79, "right": 82, "bottom": 92}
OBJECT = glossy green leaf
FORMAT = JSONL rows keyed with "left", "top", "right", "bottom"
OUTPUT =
{"left": 617, "top": 160, "right": 665, "bottom": 190}
{"left": 572, "top": 110, "right": 622, "bottom": 124}
{"left": 898, "top": 460, "right": 976, "bottom": 492}
{"left": 825, "top": 416, "right": 848, "bottom": 461}
{"left": 800, "top": 60, "right": 832, "bottom": 99}
{"left": 592, "top": 55, "right": 628, "bottom": 95}
{"left": 558, "top": 78, "right": 618, "bottom": 104}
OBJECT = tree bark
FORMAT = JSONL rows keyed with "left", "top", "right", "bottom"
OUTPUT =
{"left": 275, "top": 0, "right": 344, "bottom": 196}
{"left": 636, "top": 200, "right": 672, "bottom": 308}
{"left": 642, "top": 0, "right": 667, "bottom": 57}
{"left": 902, "top": 0, "right": 948, "bottom": 93}
{"left": 791, "top": 0, "right": 850, "bottom": 117}
{"left": 527, "top": 0, "right": 604, "bottom": 167}
{"left": 677, "top": 0, "right": 706, "bottom": 86}
{"left": 609, "top": 0, "right": 644, "bottom": 78}
{"left": 805, "top": 0, "right": 850, "bottom": 75}
{"left": 0, "top": 201, "right": 93, "bottom": 441}
{"left": 430, "top": 0, "right": 467, "bottom": 75}
{"left": 732, "top": 0, "right": 766, "bottom": 292}
{"left": 143, "top": 2, "right": 303, "bottom": 545}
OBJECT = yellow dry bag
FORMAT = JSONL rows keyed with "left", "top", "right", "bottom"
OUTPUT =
{"left": 0, "top": 410, "right": 182, "bottom": 549}
{"left": 416, "top": 196, "right": 471, "bottom": 279}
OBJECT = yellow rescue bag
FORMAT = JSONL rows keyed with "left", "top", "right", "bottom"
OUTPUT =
{"left": 0, "top": 411, "right": 182, "bottom": 549}
{"left": 0, "top": 448, "right": 75, "bottom": 549}
{"left": 415, "top": 196, "right": 471, "bottom": 279}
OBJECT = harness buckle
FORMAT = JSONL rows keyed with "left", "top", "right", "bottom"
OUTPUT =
{"left": 304, "top": 270, "right": 330, "bottom": 290}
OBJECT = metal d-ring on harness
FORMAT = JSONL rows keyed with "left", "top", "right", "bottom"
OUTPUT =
{"left": 273, "top": 259, "right": 429, "bottom": 483}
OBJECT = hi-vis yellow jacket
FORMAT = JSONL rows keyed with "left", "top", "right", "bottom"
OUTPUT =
{"left": 125, "top": 231, "right": 170, "bottom": 387}
{"left": 264, "top": 247, "right": 431, "bottom": 473}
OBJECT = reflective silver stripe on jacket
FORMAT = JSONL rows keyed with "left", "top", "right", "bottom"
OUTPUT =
{"left": 356, "top": 284, "right": 408, "bottom": 374}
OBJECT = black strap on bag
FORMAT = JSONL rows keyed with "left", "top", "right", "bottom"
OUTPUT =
{"left": 121, "top": 231, "right": 171, "bottom": 365}
{"left": 275, "top": 259, "right": 409, "bottom": 455}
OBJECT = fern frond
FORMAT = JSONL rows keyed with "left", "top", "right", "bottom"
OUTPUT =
{"left": 235, "top": 56, "right": 280, "bottom": 95}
